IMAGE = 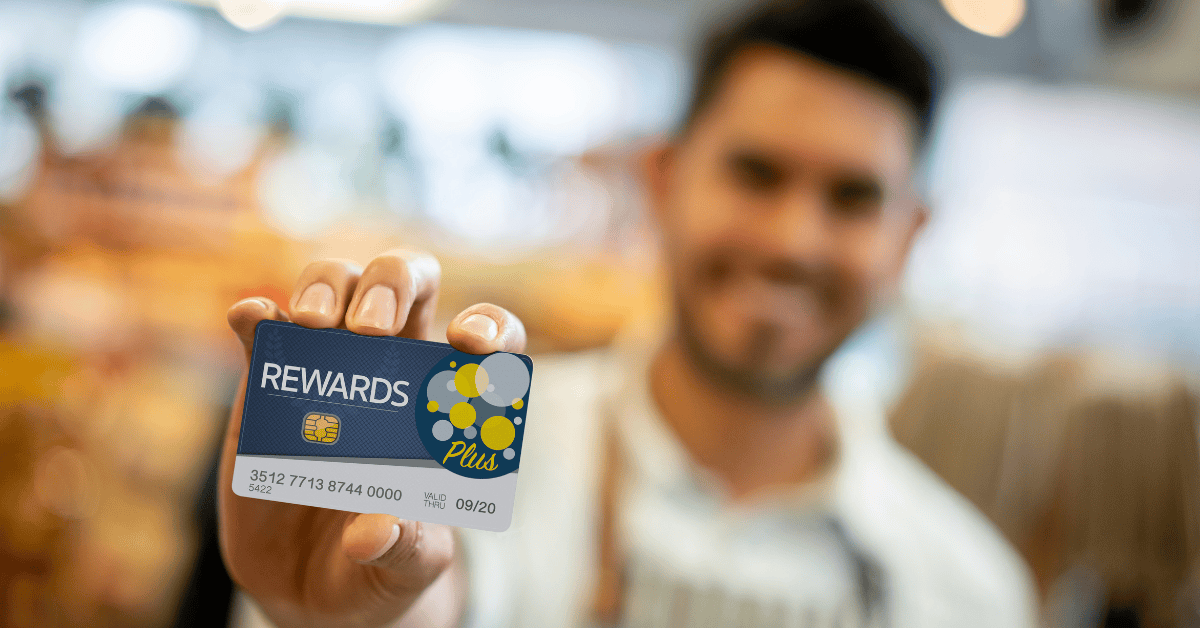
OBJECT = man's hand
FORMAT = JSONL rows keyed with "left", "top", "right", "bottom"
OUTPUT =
{"left": 218, "top": 249, "right": 526, "bottom": 628}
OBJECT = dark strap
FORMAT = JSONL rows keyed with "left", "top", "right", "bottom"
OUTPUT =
{"left": 591, "top": 414, "right": 627, "bottom": 625}
{"left": 829, "top": 517, "right": 890, "bottom": 627}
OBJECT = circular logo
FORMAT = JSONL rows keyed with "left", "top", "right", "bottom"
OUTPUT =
{"left": 416, "top": 351, "right": 531, "bottom": 479}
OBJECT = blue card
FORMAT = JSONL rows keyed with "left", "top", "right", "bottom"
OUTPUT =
{"left": 232, "top": 320, "right": 532, "bottom": 531}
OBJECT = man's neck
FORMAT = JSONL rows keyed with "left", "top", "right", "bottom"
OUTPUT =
{"left": 648, "top": 337, "right": 838, "bottom": 501}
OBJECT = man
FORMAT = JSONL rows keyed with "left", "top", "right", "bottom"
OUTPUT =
{"left": 220, "top": 1, "right": 1037, "bottom": 626}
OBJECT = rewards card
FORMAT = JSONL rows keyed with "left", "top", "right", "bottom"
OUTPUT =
{"left": 232, "top": 320, "right": 533, "bottom": 532}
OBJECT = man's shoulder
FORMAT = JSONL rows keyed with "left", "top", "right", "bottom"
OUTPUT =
{"left": 518, "top": 348, "right": 614, "bottom": 474}
{"left": 531, "top": 349, "right": 610, "bottom": 390}
{"left": 526, "top": 349, "right": 614, "bottom": 419}
{"left": 836, "top": 435, "right": 1039, "bottom": 628}
{"left": 457, "top": 349, "right": 616, "bottom": 628}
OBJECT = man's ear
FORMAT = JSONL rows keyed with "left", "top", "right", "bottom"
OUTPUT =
{"left": 639, "top": 138, "right": 674, "bottom": 224}
{"left": 907, "top": 203, "right": 929, "bottom": 251}
{"left": 889, "top": 202, "right": 929, "bottom": 284}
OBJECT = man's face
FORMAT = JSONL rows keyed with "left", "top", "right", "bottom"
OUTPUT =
{"left": 648, "top": 45, "right": 925, "bottom": 401}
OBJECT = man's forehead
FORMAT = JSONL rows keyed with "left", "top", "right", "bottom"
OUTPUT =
{"left": 700, "top": 45, "right": 916, "bottom": 178}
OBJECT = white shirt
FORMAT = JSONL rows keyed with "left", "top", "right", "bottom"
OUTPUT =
{"left": 460, "top": 341, "right": 1038, "bottom": 628}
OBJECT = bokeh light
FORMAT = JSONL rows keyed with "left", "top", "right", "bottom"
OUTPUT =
{"left": 255, "top": 143, "right": 355, "bottom": 238}
{"left": 77, "top": 2, "right": 201, "bottom": 92}
{"left": 46, "top": 72, "right": 125, "bottom": 155}
{"left": 0, "top": 102, "right": 40, "bottom": 202}
{"left": 378, "top": 28, "right": 495, "bottom": 140}
{"left": 496, "top": 32, "right": 625, "bottom": 155}
{"left": 177, "top": 82, "right": 266, "bottom": 182}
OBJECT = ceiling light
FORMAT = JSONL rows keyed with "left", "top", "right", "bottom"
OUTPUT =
{"left": 215, "top": 0, "right": 287, "bottom": 31}
{"left": 177, "top": 0, "right": 452, "bottom": 30}
{"left": 940, "top": 0, "right": 1027, "bottom": 37}
{"left": 286, "top": 0, "right": 453, "bottom": 24}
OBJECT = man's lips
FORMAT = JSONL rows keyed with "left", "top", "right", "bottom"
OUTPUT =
{"left": 716, "top": 274, "right": 825, "bottom": 333}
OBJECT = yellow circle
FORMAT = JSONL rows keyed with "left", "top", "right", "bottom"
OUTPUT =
{"left": 511, "top": 398, "right": 524, "bottom": 410}
{"left": 449, "top": 402, "right": 476, "bottom": 429}
{"left": 481, "top": 416, "right": 515, "bottom": 451}
{"left": 476, "top": 368, "right": 490, "bottom": 396}
{"left": 454, "top": 364, "right": 487, "bottom": 397}
{"left": 426, "top": 400, "right": 439, "bottom": 412}
{"left": 450, "top": 362, "right": 456, "bottom": 367}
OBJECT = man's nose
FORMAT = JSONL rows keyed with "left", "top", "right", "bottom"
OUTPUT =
{"left": 756, "top": 186, "right": 833, "bottom": 263}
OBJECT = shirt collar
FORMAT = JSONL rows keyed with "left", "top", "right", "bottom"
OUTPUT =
{"left": 599, "top": 328, "right": 846, "bottom": 515}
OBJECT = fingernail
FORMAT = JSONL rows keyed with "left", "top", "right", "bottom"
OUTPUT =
{"left": 363, "top": 523, "right": 401, "bottom": 563}
{"left": 356, "top": 285, "right": 397, "bottom": 330}
{"left": 234, "top": 297, "right": 267, "bottom": 311}
{"left": 461, "top": 314, "right": 498, "bottom": 341}
{"left": 295, "top": 283, "right": 335, "bottom": 317}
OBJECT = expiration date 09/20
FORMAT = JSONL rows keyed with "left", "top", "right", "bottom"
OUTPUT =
{"left": 247, "top": 469, "right": 402, "bottom": 500}
{"left": 455, "top": 498, "right": 497, "bottom": 514}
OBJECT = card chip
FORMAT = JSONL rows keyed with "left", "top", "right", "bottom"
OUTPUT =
{"left": 303, "top": 412, "right": 341, "bottom": 444}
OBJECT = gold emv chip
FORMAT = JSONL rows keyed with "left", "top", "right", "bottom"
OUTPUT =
{"left": 303, "top": 412, "right": 341, "bottom": 444}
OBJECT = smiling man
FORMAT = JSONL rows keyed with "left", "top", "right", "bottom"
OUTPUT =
{"left": 219, "top": 1, "right": 1036, "bottom": 626}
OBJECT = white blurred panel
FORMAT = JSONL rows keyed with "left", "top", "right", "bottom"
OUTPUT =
{"left": 909, "top": 80, "right": 1200, "bottom": 360}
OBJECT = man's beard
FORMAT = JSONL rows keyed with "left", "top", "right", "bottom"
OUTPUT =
{"left": 675, "top": 296, "right": 835, "bottom": 405}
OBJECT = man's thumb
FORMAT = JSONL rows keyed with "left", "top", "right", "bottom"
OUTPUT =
{"left": 227, "top": 297, "right": 289, "bottom": 362}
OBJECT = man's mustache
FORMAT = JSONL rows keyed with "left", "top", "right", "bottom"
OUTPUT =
{"left": 696, "top": 252, "right": 835, "bottom": 302}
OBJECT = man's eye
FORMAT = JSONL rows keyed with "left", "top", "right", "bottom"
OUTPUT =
{"left": 829, "top": 179, "right": 883, "bottom": 216}
{"left": 728, "top": 154, "right": 785, "bottom": 192}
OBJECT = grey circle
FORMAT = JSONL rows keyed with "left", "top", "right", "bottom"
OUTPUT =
{"left": 463, "top": 426, "right": 477, "bottom": 439}
{"left": 470, "top": 396, "right": 507, "bottom": 426}
{"left": 478, "top": 353, "right": 530, "bottom": 407}
{"left": 514, "top": 417, "right": 522, "bottom": 425}
{"left": 432, "top": 420, "right": 454, "bottom": 441}
{"left": 427, "top": 370, "right": 466, "bottom": 411}
{"left": 446, "top": 379, "right": 456, "bottom": 391}
{"left": 503, "top": 448, "right": 515, "bottom": 460}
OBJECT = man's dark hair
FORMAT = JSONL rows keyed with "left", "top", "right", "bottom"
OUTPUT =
{"left": 682, "top": 0, "right": 938, "bottom": 144}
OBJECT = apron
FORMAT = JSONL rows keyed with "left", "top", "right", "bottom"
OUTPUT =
{"left": 588, "top": 400, "right": 889, "bottom": 628}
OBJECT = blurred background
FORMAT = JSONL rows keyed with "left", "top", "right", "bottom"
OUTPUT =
{"left": 0, "top": 0, "right": 1197, "bottom": 625}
